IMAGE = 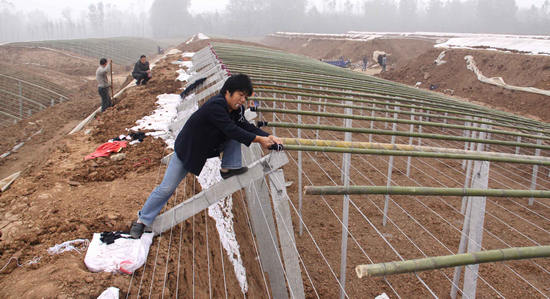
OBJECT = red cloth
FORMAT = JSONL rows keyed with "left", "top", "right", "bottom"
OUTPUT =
{"left": 85, "top": 141, "right": 127, "bottom": 160}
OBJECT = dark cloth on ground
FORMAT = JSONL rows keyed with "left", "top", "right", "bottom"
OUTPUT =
{"left": 100, "top": 231, "right": 133, "bottom": 245}
{"left": 174, "top": 93, "right": 269, "bottom": 175}
{"left": 180, "top": 77, "right": 207, "bottom": 99}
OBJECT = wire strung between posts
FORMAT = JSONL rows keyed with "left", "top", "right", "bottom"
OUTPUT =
{"left": 409, "top": 121, "right": 550, "bottom": 227}
{"left": 275, "top": 114, "right": 418, "bottom": 298}
{"left": 342, "top": 127, "right": 549, "bottom": 294}
{"left": 192, "top": 179, "right": 196, "bottom": 299}
{"left": 175, "top": 177, "right": 187, "bottom": 298}
{"left": 251, "top": 62, "right": 550, "bottom": 296}
{"left": 218, "top": 225, "right": 228, "bottom": 299}
{"left": 246, "top": 175, "right": 300, "bottom": 299}
{"left": 205, "top": 209, "right": 212, "bottom": 299}
{"left": 317, "top": 109, "right": 549, "bottom": 293}
{"left": 161, "top": 187, "right": 178, "bottom": 298}
{"left": 408, "top": 156, "right": 550, "bottom": 277}
{"left": 127, "top": 146, "right": 169, "bottom": 298}
{"left": 287, "top": 106, "right": 503, "bottom": 295}
{"left": 311, "top": 141, "right": 470, "bottom": 298}
{"left": 417, "top": 125, "right": 550, "bottom": 229}
{"left": 317, "top": 146, "right": 500, "bottom": 298}
{"left": 273, "top": 113, "right": 401, "bottom": 297}
{"left": 237, "top": 189, "right": 272, "bottom": 299}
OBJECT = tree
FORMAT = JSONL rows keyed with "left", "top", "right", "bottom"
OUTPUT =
{"left": 476, "top": 0, "right": 518, "bottom": 33}
{"left": 149, "top": 0, "right": 191, "bottom": 38}
{"left": 399, "top": 0, "right": 418, "bottom": 29}
{"left": 88, "top": 2, "right": 105, "bottom": 37}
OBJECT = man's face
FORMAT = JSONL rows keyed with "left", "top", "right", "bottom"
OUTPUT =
{"left": 225, "top": 90, "right": 247, "bottom": 111}
{"left": 140, "top": 57, "right": 146, "bottom": 63}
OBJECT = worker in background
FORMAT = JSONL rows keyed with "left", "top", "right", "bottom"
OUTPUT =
{"left": 132, "top": 55, "right": 151, "bottom": 86}
{"left": 96, "top": 58, "right": 112, "bottom": 112}
{"left": 129, "top": 74, "right": 282, "bottom": 239}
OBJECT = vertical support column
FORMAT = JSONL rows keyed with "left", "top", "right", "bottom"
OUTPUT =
{"left": 339, "top": 99, "right": 353, "bottom": 299}
{"left": 406, "top": 108, "right": 414, "bottom": 177}
{"left": 298, "top": 84, "right": 303, "bottom": 236}
{"left": 369, "top": 104, "right": 375, "bottom": 143}
{"left": 316, "top": 97, "right": 322, "bottom": 140}
{"left": 272, "top": 82, "right": 277, "bottom": 136}
{"left": 18, "top": 81, "right": 23, "bottom": 118}
{"left": 461, "top": 122, "right": 479, "bottom": 214}
{"left": 282, "top": 83, "right": 286, "bottom": 120}
{"left": 529, "top": 135, "right": 543, "bottom": 206}
{"left": 463, "top": 124, "right": 490, "bottom": 299}
{"left": 384, "top": 101, "right": 389, "bottom": 129}
{"left": 443, "top": 111, "right": 448, "bottom": 130}
{"left": 450, "top": 196, "right": 473, "bottom": 299}
{"left": 515, "top": 136, "right": 521, "bottom": 155}
{"left": 243, "top": 144, "right": 289, "bottom": 299}
{"left": 268, "top": 170, "right": 305, "bottom": 299}
{"left": 383, "top": 106, "right": 399, "bottom": 226}
{"left": 462, "top": 117, "right": 472, "bottom": 170}
{"left": 417, "top": 112, "right": 423, "bottom": 147}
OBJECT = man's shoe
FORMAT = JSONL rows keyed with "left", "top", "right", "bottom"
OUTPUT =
{"left": 129, "top": 221, "right": 145, "bottom": 239}
{"left": 220, "top": 167, "right": 248, "bottom": 179}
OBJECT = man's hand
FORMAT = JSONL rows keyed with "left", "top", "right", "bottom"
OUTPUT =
{"left": 255, "top": 135, "right": 282, "bottom": 149}
{"left": 267, "top": 135, "right": 282, "bottom": 144}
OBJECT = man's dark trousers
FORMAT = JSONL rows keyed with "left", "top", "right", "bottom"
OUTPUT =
{"left": 134, "top": 73, "right": 150, "bottom": 85}
{"left": 98, "top": 87, "right": 112, "bottom": 112}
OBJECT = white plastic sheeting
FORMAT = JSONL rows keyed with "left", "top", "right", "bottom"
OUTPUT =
{"left": 465, "top": 55, "right": 550, "bottom": 97}
{"left": 84, "top": 232, "right": 153, "bottom": 274}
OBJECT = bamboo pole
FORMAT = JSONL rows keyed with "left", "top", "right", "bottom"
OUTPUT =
{"left": 303, "top": 185, "right": 550, "bottom": 198}
{"left": 281, "top": 138, "right": 550, "bottom": 166}
{"left": 355, "top": 245, "right": 550, "bottom": 277}
{"left": 264, "top": 121, "right": 549, "bottom": 151}
{"left": 251, "top": 87, "right": 550, "bottom": 135}
{"left": 256, "top": 107, "right": 550, "bottom": 144}
{"left": 213, "top": 43, "right": 548, "bottom": 128}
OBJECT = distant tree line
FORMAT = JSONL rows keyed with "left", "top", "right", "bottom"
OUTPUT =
{"left": 1, "top": 0, "right": 549, "bottom": 42}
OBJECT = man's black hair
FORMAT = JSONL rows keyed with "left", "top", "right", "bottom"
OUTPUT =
{"left": 220, "top": 74, "right": 253, "bottom": 97}
{"left": 100, "top": 58, "right": 107, "bottom": 65}
{"left": 140, "top": 55, "right": 146, "bottom": 59}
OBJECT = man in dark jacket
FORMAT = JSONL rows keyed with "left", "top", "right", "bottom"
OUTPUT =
{"left": 130, "top": 74, "right": 281, "bottom": 238}
{"left": 132, "top": 55, "right": 151, "bottom": 85}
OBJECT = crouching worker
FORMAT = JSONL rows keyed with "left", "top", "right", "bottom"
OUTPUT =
{"left": 129, "top": 74, "right": 282, "bottom": 239}
{"left": 132, "top": 55, "right": 151, "bottom": 85}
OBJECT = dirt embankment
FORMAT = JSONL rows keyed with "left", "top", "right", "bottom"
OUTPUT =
{"left": 0, "top": 45, "right": 131, "bottom": 179}
{"left": 382, "top": 48, "right": 550, "bottom": 123}
{"left": 0, "top": 40, "right": 270, "bottom": 298}
{"left": 262, "top": 35, "right": 436, "bottom": 70}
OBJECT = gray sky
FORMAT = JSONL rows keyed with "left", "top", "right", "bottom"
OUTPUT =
{"left": 7, "top": 0, "right": 548, "bottom": 19}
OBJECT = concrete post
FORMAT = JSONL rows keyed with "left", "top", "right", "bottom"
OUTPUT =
{"left": 383, "top": 106, "right": 399, "bottom": 226}
{"left": 268, "top": 170, "right": 306, "bottom": 299}
{"left": 339, "top": 99, "right": 353, "bottom": 299}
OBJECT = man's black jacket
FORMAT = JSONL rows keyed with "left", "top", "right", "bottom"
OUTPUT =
{"left": 174, "top": 93, "right": 269, "bottom": 175}
{"left": 132, "top": 60, "right": 150, "bottom": 77}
